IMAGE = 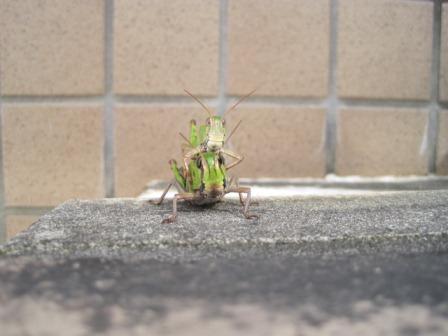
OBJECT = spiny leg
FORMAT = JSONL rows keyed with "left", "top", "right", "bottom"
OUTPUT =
{"left": 227, "top": 176, "right": 243, "bottom": 205}
{"left": 149, "top": 183, "right": 172, "bottom": 205}
{"left": 226, "top": 186, "right": 258, "bottom": 220}
{"left": 183, "top": 147, "right": 201, "bottom": 175}
{"left": 221, "top": 149, "right": 244, "bottom": 170}
{"left": 230, "top": 176, "right": 245, "bottom": 205}
{"left": 162, "top": 192, "right": 196, "bottom": 224}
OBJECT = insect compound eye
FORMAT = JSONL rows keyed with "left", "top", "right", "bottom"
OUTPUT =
{"left": 206, "top": 118, "right": 211, "bottom": 125}
{"left": 221, "top": 118, "right": 226, "bottom": 126}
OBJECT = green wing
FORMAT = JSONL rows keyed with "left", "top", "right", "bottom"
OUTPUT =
{"left": 188, "top": 121, "right": 209, "bottom": 148}
{"left": 202, "top": 152, "right": 225, "bottom": 189}
{"left": 169, "top": 160, "right": 186, "bottom": 190}
{"left": 188, "top": 159, "right": 202, "bottom": 191}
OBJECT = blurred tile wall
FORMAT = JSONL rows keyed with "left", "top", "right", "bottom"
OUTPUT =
{"left": 0, "top": 0, "right": 447, "bottom": 240}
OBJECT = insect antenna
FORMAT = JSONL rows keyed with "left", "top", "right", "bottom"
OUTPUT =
{"left": 224, "top": 120, "right": 242, "bottom": 145}
{"left": 179, "top": 132, "right": 194, "bottom": 147}
{"left": 225, "top": 88, "right": 257, "bottom": 115}
{"left": 184, "top": 89, "right": 212, "bottom": 118}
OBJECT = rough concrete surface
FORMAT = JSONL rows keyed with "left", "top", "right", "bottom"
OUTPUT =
{"left": 2, "top": 190, "right": 448, "bottom": 257}
{"left": 1, "top": 253, "right": 448, "bottom": 335}
{"left": 1, "top": 190, "right": 448, "bottom": 335}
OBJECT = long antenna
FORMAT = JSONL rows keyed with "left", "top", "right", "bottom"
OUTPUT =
{"left": 179, "top": 132, "right": 194, "bottom": 147}
{"left": 225, "top": 88, "right": 257, "bottom": 115}
{"left": 224, "top": 120, "right": 242, "bottom": 145}
{"left": 184, "top": 89, "right": 212, "bottom": 117}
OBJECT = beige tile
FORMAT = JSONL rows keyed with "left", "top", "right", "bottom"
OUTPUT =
{"left": 115, "top": 105, "right": 206, "bottom": 196}
{"left": 0, "top": 0, "right": 104, "bottom": 95}
{"left": 2, "top": 105, "right": 104, "bottom": 206}
{"left": 338, "top": 0, "right": 433, "bottom": 100}
{"left": 226, "top": 107, "right": 327, "bottom": 178}
{"left": 114, "top": 0, "right": 219, "bottom": 95}
{"left": 6, "top": 215, "right": 40, "bottom": 240}
{"left": 440, "top": 4, "right": 448, "bottom": 102}
{"left": 436, "top": 110, "right": 448, "bottom": 174}
{"left": 228, "top": 0, "right": 330, "bottom": 97}
{"left": 335, "top": 108, "right": 428, "bottom": 176}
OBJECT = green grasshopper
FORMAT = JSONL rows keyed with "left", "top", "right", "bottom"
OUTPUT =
{"left": 181, "top": 88, "right": 257, "bottom": 174}
{"left": 150, "top": 90, "right": 258, "bottom": 224}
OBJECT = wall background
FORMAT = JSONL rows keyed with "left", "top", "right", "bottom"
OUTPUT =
{"left": 0, "top": 0, "right": 447, "bottom": 241}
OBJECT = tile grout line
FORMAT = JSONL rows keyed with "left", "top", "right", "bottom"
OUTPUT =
{"left": 4, "top": 207, "right": 54, "bottom": 216}
{"left": 0, "top": 95, "right": 437, "bottom": 108}
{"left": 1, "top": 96, "right": 104, "bottom": 103}
{"left": 428, "top": 0, "right": 443, "bottom": 174}
{"left": 325, "top": 0, "right": 339, "bottom": 175}
{"left": 217, "top": 0, "right": 229, "bottom": 116}
{"left": 0, "top": 0, "right": 443, "bottom": 235}
{"left": 104, "top": 0, "right": 115, "bottom": 197}
{"left": 115, "top": 96, "right": 221, "bottom": 105}
{"left": 338, "top": 98, "right": 431, "bottom": 108}
{"left": 0, "top": 50, "right": 5, "bottom": 243}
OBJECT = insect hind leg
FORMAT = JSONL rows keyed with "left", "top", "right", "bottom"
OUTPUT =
{"left": 150, "top": 159, "right": 185, "bottom": 205}
{"left": 149, "top": 182, "right": 173, "bottom": 205}
{"left": 225, "top": 186, "right": 258, "bottom": 220}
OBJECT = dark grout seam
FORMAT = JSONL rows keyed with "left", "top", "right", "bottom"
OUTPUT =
{"left": 0, "top": 61, "right": 5, "bottom": 243}
{"left": 5, "top": 207, "right": 54, "bottom": 216}
{"left": 0, "top": 96, "right": 103, "bottom": 103}
{"left": 0, "top": 96, "right": 440, "bottom": 109}
{"left": 338, "top": 98, "right": 431, "bottom": 109}
{"left": 115, "top": 95, "right": 434, "bottom": 108}
{"left": 428, "top": 0, "right": 443, "bottom": 174}
{"left": 217, "top": 0, "right": 229, "bottom": 116}
{"left": 115, "top": 95, "right": 220, "bottom": 106}
{"left": 104, "top": 0, "right": 115, "bottom": 197}
{"left": 325, "top": 0, "right": 339, "bottom": 175}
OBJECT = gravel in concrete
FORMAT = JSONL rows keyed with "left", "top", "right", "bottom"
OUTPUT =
{"left": 1, "top": 190, "right": 448, "bottom": 335}
{"left": 1, "top": 190, "right": 448, "bottom": 258}
{"left": 1, "top": 252, "right": 448, "bottom": 335}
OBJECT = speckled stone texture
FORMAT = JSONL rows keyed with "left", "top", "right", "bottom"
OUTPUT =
{"left": 2, "top": 190, "right": 448, "bottom": 257}
{"left": 113, "top": 0, "right": 219, "bottom": 95}
{"left": 337, "top": 0, "right": 433, "bottom": 100}
{"left": 228, "top": 0, "right": 329, "bottom": 97}
{"left": 440, "top": 3, "right": 448, "bottom": 102}
{"left": 2, "top": 105, "right": 104, "bottom": 206}
{"left": 0, "top": 0, "right": 104, "bottom": 95}
{"left": 335, "top": 108, "right": 428, "bottom": 176}
{"left": 226, "top": 107, "right": 327, "bottom": 178}
{"left": 1, "top": 191, "right": 448, "bottom": 334}
{"left": 1, "top": 253, "right": 448, "bottom": 335}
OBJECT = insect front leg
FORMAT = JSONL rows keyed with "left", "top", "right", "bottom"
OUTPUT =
{"left": 221, "top": 149, "right": 244, "bottom": 170}
{"left": 225, "top": 186, "right": 258, "bottom": 220}
{"left": 162, "top": 192, "right": 196, "bottom": 224}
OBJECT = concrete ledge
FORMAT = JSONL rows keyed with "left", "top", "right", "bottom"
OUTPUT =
{"left": 2, "top": 190, "right": 448, "bottom": 258}
{"left": 1, "top": 190, "right": 448, "bottom": 334}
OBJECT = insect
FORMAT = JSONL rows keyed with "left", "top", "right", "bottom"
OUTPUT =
{"left": 150, "top": 90, "right": 258, "bottom": 224}
{"left": 181, "top": 88, "right": 256, "bottom": 174}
